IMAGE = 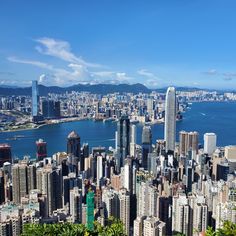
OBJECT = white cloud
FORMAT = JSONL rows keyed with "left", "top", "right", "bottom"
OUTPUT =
{"left": 137, "top": 69, "right": 161, "bottom": 88}
{"left": 35, "top": 37, "right": 102, "bottom": 68}
{"left": 92, "top": 71, "right": 133, "bottom": 84}
{"left": 8, "top": 56, "right": 53, "bottom": 70}
{"left": 0, "top": 79, "right": 31, "bottom": 86}
{"left": 8, "top": 56, "right": 93, "bottom": 86}
{"left": 203, "top": 69, "right": 236, "bottom": 82}
{"left": 203, "top": 69, "right": 218, "bottom": 75}
{"left": 7, "top": 37, "right": 134, "bottom": 86}
{"left": 222, "top": 72, "right": 236, "bottom": 77}
{"left": 137, "top": 69, "right": 157, "bottom": 79}
{"left": 92, "top": 71, "right": 115, "bottom": 77}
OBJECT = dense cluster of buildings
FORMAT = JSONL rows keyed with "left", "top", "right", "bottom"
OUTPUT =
{"left": 0, "top": 86, "right": 236, "bottom": 236}
{"left": 1, "top": 81, "right": 236, "bottom": 132}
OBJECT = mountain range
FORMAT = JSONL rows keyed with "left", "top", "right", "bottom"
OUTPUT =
{"left": 0, "top": 83, "right": 214, "bottom": 96}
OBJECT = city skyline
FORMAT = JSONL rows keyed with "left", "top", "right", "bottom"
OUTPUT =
{"left": 0, "top": 1, "right": 236, "bottom": 235}
{"left": 0, "top": 85, "right": 236, "bottom": 235}
{"left": 1, "top": 1, "right": 236, "bottom": 89}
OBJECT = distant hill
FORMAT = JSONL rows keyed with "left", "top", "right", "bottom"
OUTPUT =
{"left": 0, "top": 83, "right": 219, "bottom": 96}
{"left": 0, "top": 83, "right": 150, "bottom": 96}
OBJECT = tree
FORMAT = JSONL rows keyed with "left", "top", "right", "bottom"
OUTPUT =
{"left": 206, "top": 221, "right": 236, "bottom": 236}
{"left": 21, "top": 219, "right": 126, "bottom": 236}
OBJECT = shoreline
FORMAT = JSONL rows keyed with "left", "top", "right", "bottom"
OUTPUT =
{"left": 2, "top": 100, "right": 232, "bottom": 133}
{"left": 0, "top": 117, "right": 89, "bottom": 133}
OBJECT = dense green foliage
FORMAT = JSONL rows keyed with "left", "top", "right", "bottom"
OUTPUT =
{"left": 21, "top": 218, "right": 125, "bottom": 236}
{"left": 206, "top": 221, "right": 236, "bottom": 236}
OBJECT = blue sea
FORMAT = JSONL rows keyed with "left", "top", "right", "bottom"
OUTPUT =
{"left": 0, "top": 102, "right": 236, "bottom": 159}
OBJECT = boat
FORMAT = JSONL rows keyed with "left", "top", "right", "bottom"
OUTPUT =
{"left": 14, "top": 135, "right": 25, "bottom": 138}
{"left": 6, "top": 135, "right": 26, "bottom": 141}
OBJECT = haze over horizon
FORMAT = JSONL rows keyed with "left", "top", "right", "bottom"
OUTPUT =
{"left": 1, "top": 0, "right": 236, "bottom": 89}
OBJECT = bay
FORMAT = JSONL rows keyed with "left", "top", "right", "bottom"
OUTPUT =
{"left": 1, "top": 102, "right": 236, "bottom": 159}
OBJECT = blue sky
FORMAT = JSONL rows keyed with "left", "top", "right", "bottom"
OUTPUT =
{"left": 0, "top": 0, "right": 236, "bottom": 89}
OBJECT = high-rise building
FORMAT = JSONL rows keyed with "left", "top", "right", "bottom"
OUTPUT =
{"left": 130, "top": 124, "right": 136, "bottom": 157}
{"left": 119, "top": 188, "right": 130, "bottom": 236}
{"left": 36, "top": 139, "right": 47, "bottom": 161}
{"left": 216, "top": 162, "right": 229, "bottom": 181}
{"left": 102, "top": 188, "right": 119, "bottom": 219}
{"left": 31, "top": 80, "right": 39, "bottom": 121}
{"left": 42, "top": 100, "right": 61, "bottom": 119}
{"left": 143, "top": 217, "right": 166, "bottom": 236}
{"left": 12, "top": 162, "right": 31, "bottom": 204}
{"left": 188, "top": 131, "right": 199, "bottom": 154}
{"left": 147, "top": 153, "right": 157, "bottom": 176}
{"left": 81, "top": 143, "right": 89, "bottom": 171}
{"left": 204, "top": 133, "right": 217, "bottom": 155}
{"left": 116, "top": 115, "right": 130, "bottom": 169}
{"left": 147, "top": 98, "right": 154, "bottom": 115}
{"left": 70, "top": 187, "right": 82, "bottom": 223}
{"left": 97, "top": 155, "right": 103, "bottom": 186}
{"left": 164, "top": 87, "right": 176, "bottom": 153}
{"left": 157, "top": 196, "right": 172, "bottom": 235}
{"left": 179, "top": 131, "right": 199, "bottom": 156}
{"left": 63, "top": 173, "right": 80, "bottom": 206}
{"left": 27, "top": 164, "right": 36, "bottom": 193}
{"left": 0, "top": 144, "right": 11, "bottom": 167}
{"left": 225, "top": 145, "right": 236, "bottom": 160}
{"left": 86, "top": 191, "right": 95, "bottom": 230}
{"left": 172, "top": 194, "right": 190, "bottom": 236}
{"left": 36, "top": 166, "right": 62, "bottom": 216}
{"left": 0, "top": 172, "right": 5, "bottom": 204}
{"left": 133, "top": 216, "right": 147, "bottom": 236}
{"left": 142, "top": 126, "right": 152, "bottom": 169}
{"left": 123, "top": 162, "right": 132, "bottom": 192}
{"left": 179, "top": 131, "right": 188, "bottom": 156}
{"left": 215, "top": 202, "right": 236, "bottom": 230}
{"left": 54, "top": 101, "right": 61, "bottom": 118}
{"left": 193, "top": 203, "right": 208, "bottom": 234}
{"left": 138, "top": 182, "right": 157, "bottom": 217}
{"left": 67, "top": 131, "right": 81, "bottom": 158}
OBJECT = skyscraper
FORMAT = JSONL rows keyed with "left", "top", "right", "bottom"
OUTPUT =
{"left": 116, "top": 115, "right": 130, "bottom": 169}
{"left": 0, "top": 144, "right": 11, "bottom": 167}
{"left": 36, "top": 166, "right": 62, "bottom": 216}
{"left": 147, "top": 98, "right": 154, "bottom": 116}
{"left": 179, "top": 131, "right": 199, "bottom": 156}
{"left": 70, "top": 187, "right": 82, "bottom": 223}
{"left": 36, "top": 139, "right": 47, "bottom": 161}
{"left": 172, "top": 194, "right": 190, "bottom": 236}
{"left": 102, "top": 188, "right": 119, "bottom": 219}
{"left": 31, "top": 80, "right": 39, "bottom": 121}
{"left": 138, "top": 182, "right": 157, "bottom": 217}
{"left": 97, "top": 155, "right": 103, "bottom": 186}
{"left": 142, "top": 126, "right": 152, "bottom": 169}
{"left": 143, "top": 217, "right": 166, "bottom": 236}
{"left": 67, "top": 131, "right": 81, "bottom": 158}
{"left": 42, "top": 100, "right": 61, "bottom": 119}
{"left": 164, "top": 87, "right": 176, "bottom": 153}
{"left": 204, "top": 133, "right": 217, "bottom": 155}
{"left": 119, "top": 188, "right": 130, "bottom": 236}
{"left": 130, "top": 124, "right": 136, "bottom": 157}
{"left": 86, "top": 191, "right": 95, "bottom": 230}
